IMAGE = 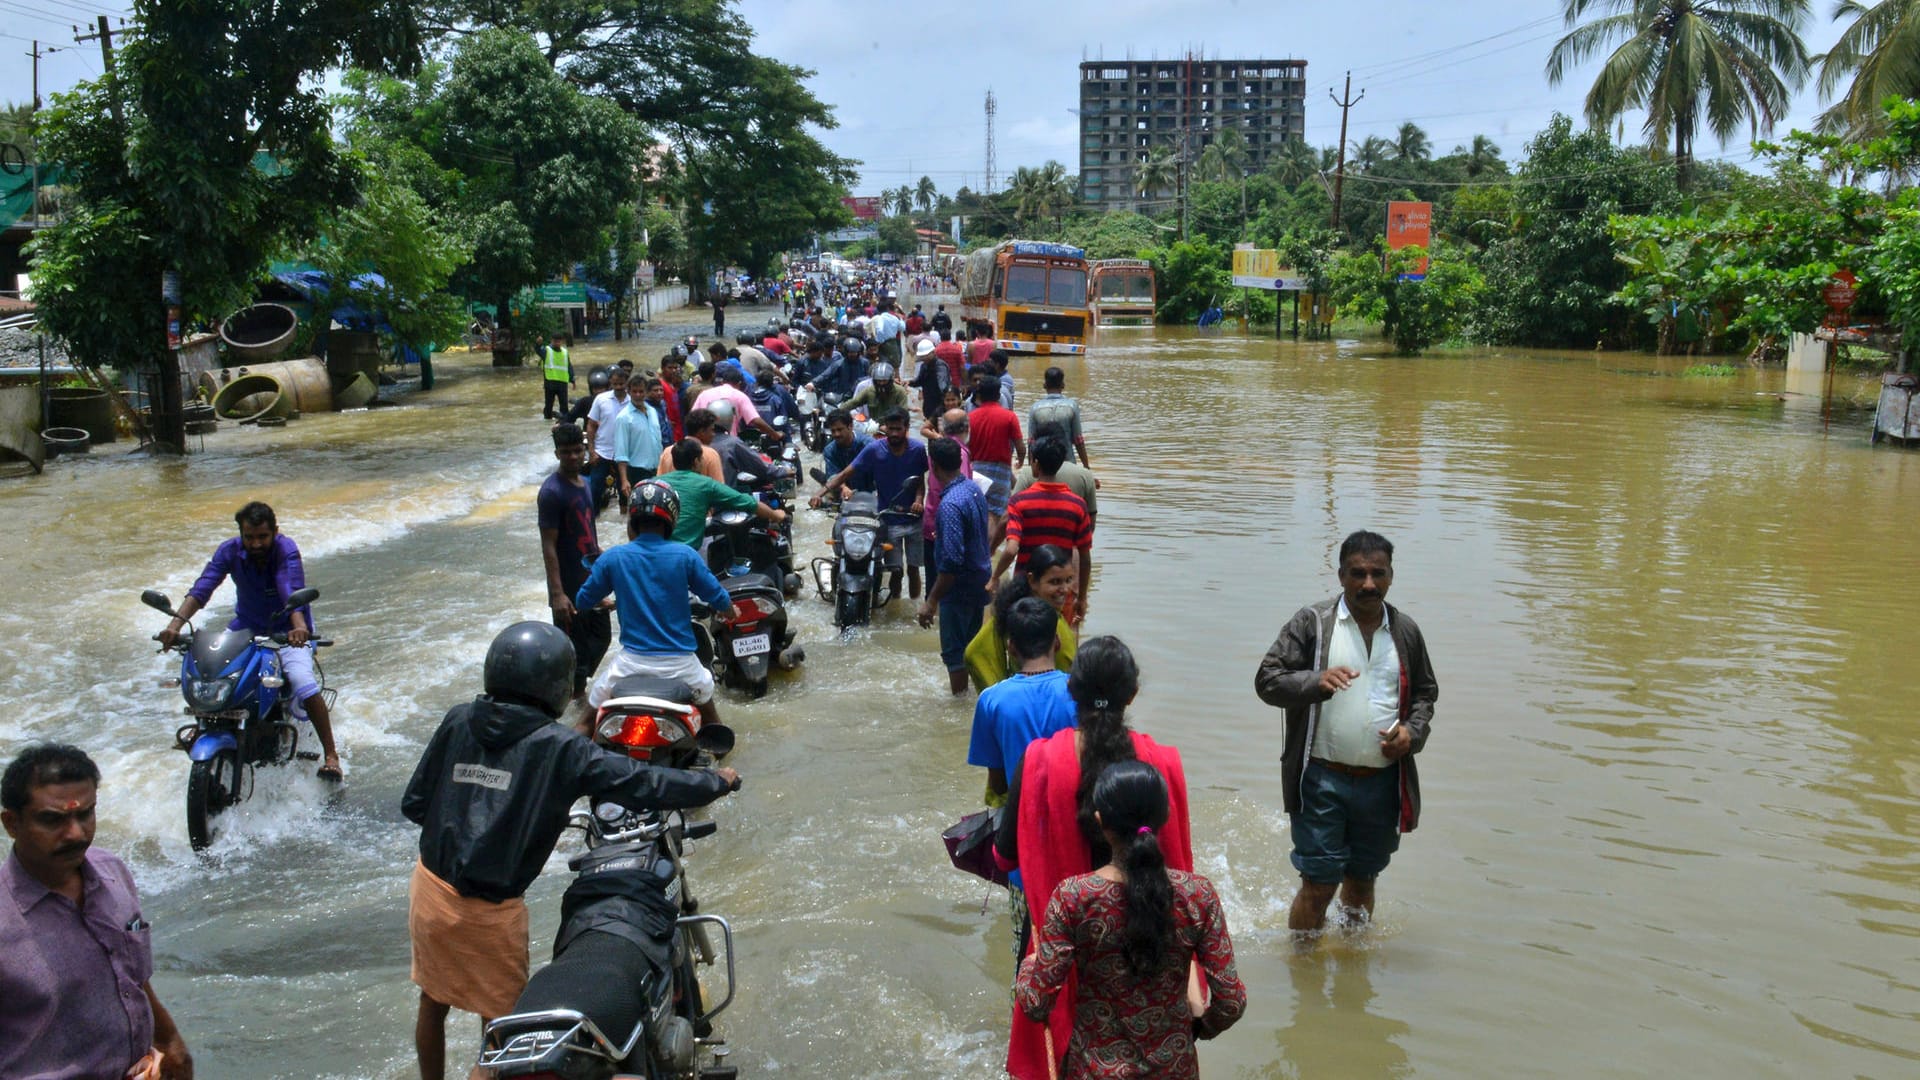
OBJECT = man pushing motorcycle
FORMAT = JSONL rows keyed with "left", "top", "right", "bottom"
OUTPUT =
{"left": 157, "top": 502, "right": 341, "bottom": 781}
{"left": 402, "top": 621, "right": 741, "bottom": 1080}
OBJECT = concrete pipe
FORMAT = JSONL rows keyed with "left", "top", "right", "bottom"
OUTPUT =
{"left": 202, "top": 358, "right": 333, "bottom": 416}
{"left": 333, "top": 372, "right": 377, "bottom": 410}
{"left": 211, "top": 374, "right": 296, "bottom": 423}
{"left": 221, "top": 303, "right": 299, "bottom": 363}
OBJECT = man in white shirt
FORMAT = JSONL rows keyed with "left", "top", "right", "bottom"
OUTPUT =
{"left": 583, "top": 366, "right": 631, "bottom": 516}
{"left": 1252, "top": 531, "right": 1439, "bottom": 941}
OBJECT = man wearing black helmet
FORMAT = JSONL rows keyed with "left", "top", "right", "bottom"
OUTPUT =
{"left": 402, "top": 620, "right": 740, "bottom": 1080}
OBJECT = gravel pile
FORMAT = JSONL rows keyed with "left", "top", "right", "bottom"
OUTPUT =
{"left": 0, "top": 327, "right": 70, "bottom": 369}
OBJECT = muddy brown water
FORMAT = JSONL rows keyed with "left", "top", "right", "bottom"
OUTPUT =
{"left": 2, "top": 323, "right": 1915, "bottom": 1077}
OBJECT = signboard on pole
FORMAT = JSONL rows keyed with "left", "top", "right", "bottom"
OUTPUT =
{"left": 1823, "top": 268, "right": 1857, "bottom": 327}
{"left": 1230, "top": 247, "right": 1305, "bottom": 291}
{"left": 539, "top": 282, "right": 588, "bottom": 306}
{"left": 1386, "top": 201, "right": 1432, "bottom": 281}
{"left": 842, "top": 196, "right": 883, "bottom": 220}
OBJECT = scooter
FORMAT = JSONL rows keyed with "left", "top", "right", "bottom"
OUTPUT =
{"left": 695, "top": 493, "right": 803, "bottom": 699}
{"left": 479, "top": 688, "right": 741, "bottom": 1080}
{"left": 141, "top": 586, "right": 332, "bottom": 851}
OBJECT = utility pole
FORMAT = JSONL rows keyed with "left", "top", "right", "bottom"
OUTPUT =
{"left": 27, "top": 40, "right": 42, "bottom": 228}
{"left": 74, "top": 17, "right": 127, "bottom": 124}
{"left": 1328, "top": 71, "right": 1363, "bottom": 233}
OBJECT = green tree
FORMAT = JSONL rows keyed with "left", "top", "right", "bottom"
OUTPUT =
{"left": 1134, "top": 147, "right": 1178, "bottom": 199}
{"left": 1546, "top": 0, "right": 1812, "bottom": 189}
{"left": 1392, "top": 122, "right": 1431, "bottom": 163}
{"left": 584, "top": 203, "right": 643, "bottom": 340}
{"left": 1269, "top": 137, "right": 1321, "bottom": 190}
{"left": 875, "top": 214, "right": 918, "bottom": 255}
{"left": 1148, "top": 239, "right": 1232, "bottom": 323}
{"left": 307, "top": 166, "right": 467, "bottom": 389}
{"left": 1817, "top": 0, "right": 1920, "bottom": 136}
{"left": 1350, "top": 136, "right": 1393, "bottom": 173}
{"left": 915, "top": 175, "right": 938, "bottom": 214}
{"left": 433, "top": 30, "right": 647, "bottom": 352}
{"left": 1458, "top": 134, "right": 1506, "bottom": 178}
{"left": 30, "top": 0, "right": 423, "bottom": 451}
{"left": 1197, "top": 127, "right": 1251, "bottom": 182}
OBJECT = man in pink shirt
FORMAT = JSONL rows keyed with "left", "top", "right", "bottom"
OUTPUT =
{"left": 692, "top": 367, "right": 782, "bottom": 442}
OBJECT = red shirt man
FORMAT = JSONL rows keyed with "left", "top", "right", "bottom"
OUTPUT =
{"left": 934, "top": 339, "right": 967, "bottom": 390}
{"left": 990, "top": 434, "right": 1092, "bottom": 621}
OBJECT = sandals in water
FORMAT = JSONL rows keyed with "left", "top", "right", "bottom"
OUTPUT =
{"left": 316, "top": 764, "right": 344, "bottom": 783}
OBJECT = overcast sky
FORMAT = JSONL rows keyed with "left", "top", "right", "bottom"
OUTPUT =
{"left": 4, "top": 0, "right": 1849, "bottom": 195}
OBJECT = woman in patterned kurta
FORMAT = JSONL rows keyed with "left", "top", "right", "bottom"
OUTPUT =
{"left": 1015, "top": 761, "right": 1245, "bottom": 1079}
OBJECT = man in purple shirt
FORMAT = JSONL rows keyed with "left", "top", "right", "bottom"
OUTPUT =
{"left": 1, "top": 744, "right": 193, "bottom": 1080}
{"left": 157, "top": 502, "right": 341, "bottom": 780}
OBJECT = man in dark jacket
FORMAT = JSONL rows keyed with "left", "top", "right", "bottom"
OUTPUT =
{"left": 1254, "top": 530, "right": 1437, "bottom": 941}
{"left": 401, "top": 621, "right": 739, "bottom": 1080}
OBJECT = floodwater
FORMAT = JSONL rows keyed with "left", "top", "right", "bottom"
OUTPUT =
{"left": 3, "top": 318, "right": 1917, "bottom": 1078}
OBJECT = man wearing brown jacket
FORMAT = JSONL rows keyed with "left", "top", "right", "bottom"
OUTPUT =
{"left": 1254, "top": 530, "right": 1438, "bottom": 940}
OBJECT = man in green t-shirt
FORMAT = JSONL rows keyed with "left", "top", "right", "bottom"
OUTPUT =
{"left": 656, "top": 439, "right": 787, "bottom": 547}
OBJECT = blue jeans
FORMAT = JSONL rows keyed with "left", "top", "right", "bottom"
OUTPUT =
{"left": 1290, "top": 760, "right": 1402, "bottom": 884}
{"left": 586, "top": 458, "right": 616, "bottom": 515}
{"left": 938, "top": 593, "right": 987, "bottom": 673}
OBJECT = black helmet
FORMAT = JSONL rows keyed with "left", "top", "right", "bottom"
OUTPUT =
{"left": 587, "top": 366, "right": 612, "bottom": 393}
{"left": 629, "top": 478, "right": 680, "bottom": 530}
{"left": 483, "top": 621, "right": 575, "bottom": 717}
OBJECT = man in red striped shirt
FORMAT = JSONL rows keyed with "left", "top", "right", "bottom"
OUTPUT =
{"left": 989, "top": 435, "right": 1092, "bottom": 621}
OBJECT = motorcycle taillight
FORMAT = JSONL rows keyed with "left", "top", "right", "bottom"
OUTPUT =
{"left": 597, "top": 713, "right": 687, "bottom": 759}
{"left": 730, "top": 596, "right": 777, "bottom": 624}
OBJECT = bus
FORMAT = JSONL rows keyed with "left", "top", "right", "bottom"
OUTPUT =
{"left": 958, "top": 240, "right": 1091, "bottom": 356}
{"left": 1088, "top": 259, "right": 1156, "bottom": 328}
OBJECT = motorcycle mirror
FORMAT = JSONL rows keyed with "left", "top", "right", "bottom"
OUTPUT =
{"left": 140, "top": 589, "right": 176, "bottom": 616}
{"left": 282, "top": 587, "right": 320, "bottom": 611}
{"left": 695, "top": 724, "right": 737, "bottom": 758}
{"left": 737, "top": 472, "right": 761, "bottom": 485}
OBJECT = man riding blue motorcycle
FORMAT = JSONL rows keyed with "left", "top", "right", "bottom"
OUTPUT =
{"left": 158, "top": 502, "right": 341, "bottom": 781}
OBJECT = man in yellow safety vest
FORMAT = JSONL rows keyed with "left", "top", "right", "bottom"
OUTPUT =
{"left": 540, "top": 333, "right": 575, "bottom": 419}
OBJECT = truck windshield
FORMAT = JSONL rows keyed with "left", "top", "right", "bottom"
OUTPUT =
{"left": 1047, "top": 267, "right": 1088, "bottom": 308}
{"left": 1004, "top": 265, "right": 1048, "bottom": 305}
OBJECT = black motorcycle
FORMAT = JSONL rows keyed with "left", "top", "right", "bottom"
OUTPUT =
{"left": 694, "top": 471, "right": 804, "bottom": 698}
{"left": 808, "top": 490, "right": 909, "bottom": 631}
{"left": 479, "top": 710, "right": 741, "bottom": 1080}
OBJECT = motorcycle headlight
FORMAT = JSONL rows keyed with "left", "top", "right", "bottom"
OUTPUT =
{"left": 185, "top": 676, "right": 238, "bottom": 712}
{"left": 843, "top": 531, "right": 875, "bottom": 559}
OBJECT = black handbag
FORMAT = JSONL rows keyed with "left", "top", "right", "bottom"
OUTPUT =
{"left": 942, "top": 807, "right": 1007, "bottom": 886}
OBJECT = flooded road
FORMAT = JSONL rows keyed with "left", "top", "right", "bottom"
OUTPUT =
{"left": 3, "top": 321, "right": 1917, "bottom": 1078}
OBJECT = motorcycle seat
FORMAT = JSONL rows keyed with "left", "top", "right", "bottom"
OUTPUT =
{"left": 513, "top": 930, "right": 664, "bottom": 1053}
{"left": 609, "top": 675, "right": 696, "bottom": 705}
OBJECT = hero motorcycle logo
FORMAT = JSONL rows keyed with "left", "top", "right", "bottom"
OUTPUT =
{"left": 452, "top": 764, "right": 512, "bottom": 790}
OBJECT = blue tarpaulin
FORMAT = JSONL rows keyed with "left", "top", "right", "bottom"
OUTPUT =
{"left": 272, "top": 270, "right": 393, "bottom": 334}
{"left": 1008, "top": 241, "right": 1085, "bottom": 259}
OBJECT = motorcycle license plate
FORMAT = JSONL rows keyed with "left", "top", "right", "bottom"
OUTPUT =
{"left": 732, "top": 633, "right": 771, "bottom": 658}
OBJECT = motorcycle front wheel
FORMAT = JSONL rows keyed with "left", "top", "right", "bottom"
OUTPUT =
{"left": 834, "top": 590, "right": 869, "bottom": 631}
{"left": 185, "top": 749, "right": 241, "bottom": 851}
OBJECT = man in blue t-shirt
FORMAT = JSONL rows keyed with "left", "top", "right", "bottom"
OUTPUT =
{"left": 814, "top": 409, "right": 928, "bottom": 601}
{"left": 537, "top": 423, "right": 608, "bottom": 714}
{"left": 575, "top": 479, "right": 737, "bottom": 728}
{"left": 966, "top": 596, "right": 1075, "bottom": 802}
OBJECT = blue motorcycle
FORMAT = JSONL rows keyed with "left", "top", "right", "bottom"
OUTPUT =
{"left": 141, "top": 586, "right": 332, "bottom": 850}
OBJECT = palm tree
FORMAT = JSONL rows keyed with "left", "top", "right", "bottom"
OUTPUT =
{"left": 1134, "top": 146, "right": 1178, "bottom": 202}
{"left": 1460, "top": 134, "right": 1504, "bottom": 177}
{"left": 1033, "top": 160, "right": 1074, "bottom": 226}
{"left": 1318, "top": 145, "right": 1341, "bottom": 173}
{"left": 1392, "top": 122, "right": 1432, "bottom": 162}
{"left": 1817, "top": 0, "right": 1920, "bottom": 136}
{"left": 915, "top": 175, "right": 938, "bottom": 214}
{"left": 1269, "top": 137, "right": 1320, "bottom": 189}
{"left": 1349, "top": 136, "right": 1393, "bottom": 173}
{"left": 1546, "top": 0, "right": 1812, "bottom": 189}
{"left": 889, "top": 186, "right": 913, "bottom": 217}
{"left": 1196, "top": 127, "right": 1252, "bottom": 183}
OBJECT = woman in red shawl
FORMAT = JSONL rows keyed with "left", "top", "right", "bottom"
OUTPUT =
{"left": 994, "top": 636, "right": 1194, "bottom": 1080}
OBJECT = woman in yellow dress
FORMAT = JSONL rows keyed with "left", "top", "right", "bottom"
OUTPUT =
{"left": 965, "top": 544, "right": 1077, "bottom": 693}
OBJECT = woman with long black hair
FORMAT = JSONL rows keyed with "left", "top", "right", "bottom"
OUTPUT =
{"left": 1016, "top": 761, "right": 1245, "bottom": 1078}
{"left": 994, "top": 636, "right": 1194, "bottom": 1080}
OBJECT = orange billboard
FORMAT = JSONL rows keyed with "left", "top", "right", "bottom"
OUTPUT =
{"left": 1386, "top": 201, "right": 1432, "bottom": 281}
